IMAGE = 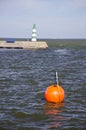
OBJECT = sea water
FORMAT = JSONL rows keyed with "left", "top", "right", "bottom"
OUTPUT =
{"left": 0, "top": 39, "right": 86, "bottom": 130}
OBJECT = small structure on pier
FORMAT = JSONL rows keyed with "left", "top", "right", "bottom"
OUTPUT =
{"left": 31, "top": 24, "right": 37, "bottom": 42}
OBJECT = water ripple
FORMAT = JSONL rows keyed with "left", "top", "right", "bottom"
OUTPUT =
{"left": 0, "top": 48, "right": 86, "bottom": 129}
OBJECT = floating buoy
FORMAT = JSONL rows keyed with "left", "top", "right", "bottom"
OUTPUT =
{"left": 44, "top": 71, "right": 65, "bottom": 103}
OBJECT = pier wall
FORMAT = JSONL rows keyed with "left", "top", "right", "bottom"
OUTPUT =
{"left": 0, "top": 41, "right": 48, "bottom": 49}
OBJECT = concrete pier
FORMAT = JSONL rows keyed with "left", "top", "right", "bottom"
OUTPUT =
{"left": 0, "top": 41, "right": 48, "bottom": 49}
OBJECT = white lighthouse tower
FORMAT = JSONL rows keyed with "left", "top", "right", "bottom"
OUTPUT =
{"left": 31, "top": 24, "right": 37, "bottom": 41}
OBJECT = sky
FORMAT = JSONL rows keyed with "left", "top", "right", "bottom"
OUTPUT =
{"left": 0, "top": 0, "right": 86, "bottom": 39}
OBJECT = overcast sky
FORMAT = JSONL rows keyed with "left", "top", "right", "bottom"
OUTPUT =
{"left": 0, "top": 0, "right": 86, "bottom": 39}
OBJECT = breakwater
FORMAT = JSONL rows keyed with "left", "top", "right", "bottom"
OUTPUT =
{"left": 0, "top": 41, "right": 48, "bottom": 49}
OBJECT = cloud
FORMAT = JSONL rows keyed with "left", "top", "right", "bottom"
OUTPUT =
{"left": 68, "top": 0, "right": 85, "bottom": 10}
{"left": 72, "top": 0, "right": 86, "bottom": 8}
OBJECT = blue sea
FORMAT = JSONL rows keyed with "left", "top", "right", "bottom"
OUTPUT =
{"left": 0, "top": 39, "right": 86, "bottom": 130}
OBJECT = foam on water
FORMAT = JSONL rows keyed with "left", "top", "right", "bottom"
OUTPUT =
{"left": 54, "top": 49, "right": 71, "bottom": 56}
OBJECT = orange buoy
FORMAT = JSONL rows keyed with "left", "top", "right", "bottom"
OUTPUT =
{"left": 44, "top": 71, "right": 65, "bottom": 103}
{"left": 45, "top": 84, "right": 65, "bottom": 103}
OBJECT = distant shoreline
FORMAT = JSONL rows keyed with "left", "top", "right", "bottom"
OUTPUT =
{"left": 0, "top": 38, "right": 86, "bottom": 41}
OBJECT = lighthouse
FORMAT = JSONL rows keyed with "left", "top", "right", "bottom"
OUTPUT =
{"left": 31, "top": 24, "right": 37, "bottom": 41}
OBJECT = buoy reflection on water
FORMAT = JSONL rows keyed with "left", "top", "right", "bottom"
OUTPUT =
{"left": 43, "top": 102, "right": 64, "bottom": 115}
{"left": 43, "top": 102, "right": 65, "bottom": 129}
